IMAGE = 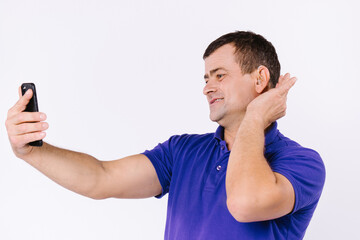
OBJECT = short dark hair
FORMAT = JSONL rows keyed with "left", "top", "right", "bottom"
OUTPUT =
{"left": 203, "top": 31, "right": 280, "bottom": 88}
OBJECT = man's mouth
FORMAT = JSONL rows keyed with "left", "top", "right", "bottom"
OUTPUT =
{"left": 210, "top": 98, "right": 224, "bottom": 105}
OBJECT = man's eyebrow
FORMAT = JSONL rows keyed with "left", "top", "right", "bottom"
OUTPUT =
{"left": 204, "top": 67, "right": 227, "bottom": 79}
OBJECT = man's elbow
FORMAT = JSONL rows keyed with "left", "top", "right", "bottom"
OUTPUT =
{"left": 76, "top": 188, "right": 108, "bottom": 200}
{"left": 226, "top": 196, "right": 262, "bottom": 223}
{"left": 89, "top": 192, "right": 108, "bottom": 200}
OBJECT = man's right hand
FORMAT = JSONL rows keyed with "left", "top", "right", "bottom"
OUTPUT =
{"left": 4, "top": 86, "right": 161, "bottom": 200}
{"left": 5, "top": 86, "right": 49, "bottom": 158}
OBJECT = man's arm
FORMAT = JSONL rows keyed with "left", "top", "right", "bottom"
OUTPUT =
{"left": 225, "top": 74, "right": 297, "bottom": 222}
{"left": 5, "top": 86, "right": 162, "bottom": 200}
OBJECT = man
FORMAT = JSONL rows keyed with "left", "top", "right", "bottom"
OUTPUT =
{"left": 6, "top": 31, "right": 325, "bottom": 239}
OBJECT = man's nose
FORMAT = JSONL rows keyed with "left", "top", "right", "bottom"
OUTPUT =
{"left": 203, "top": 80, "right": 217, "bottom": 95}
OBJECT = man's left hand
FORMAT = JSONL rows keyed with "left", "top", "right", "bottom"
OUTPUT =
{"left": 245, "top": 73, "right": 297, "bottom": 129}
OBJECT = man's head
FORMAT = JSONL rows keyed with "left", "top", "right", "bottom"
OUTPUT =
{"left": 203, "top": 31, "right": 281, "bottom": 127}
{"left": 203, "top": 31, "right": 280, "bottom": 88}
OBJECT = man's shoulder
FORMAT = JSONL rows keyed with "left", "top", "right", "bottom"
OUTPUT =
{"left": 283, "top": 132, "right": 321, "bottom": 155}
{"left": 167, "top": 131, "right": 216, "bottom": 147}
{"left": 266, "top": 131, "right": 325, "bottom": 174}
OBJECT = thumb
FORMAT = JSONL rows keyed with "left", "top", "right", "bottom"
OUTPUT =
{"left": 14, "top": 86, "right": 33, "bottom": 112}
{"left": 18, "top": 86, "right": 22, "bottom": 98}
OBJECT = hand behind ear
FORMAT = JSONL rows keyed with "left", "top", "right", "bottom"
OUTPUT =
{"left": 276, "top": 73, "right": 297, "bottom": 95}
{"left": 246, "top": 73, "right": 297, "bottom": 129}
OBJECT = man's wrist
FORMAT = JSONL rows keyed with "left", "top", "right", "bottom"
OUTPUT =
{"left": 242, "top": 111, "right": 268, "bottom": 130}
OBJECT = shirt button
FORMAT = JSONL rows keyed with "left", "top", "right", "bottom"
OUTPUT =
{"left": 216, "top": 165, "right": 222, "bottom": 171}
{"left": 221, "top": 145, "right": 225, "bottom": 150}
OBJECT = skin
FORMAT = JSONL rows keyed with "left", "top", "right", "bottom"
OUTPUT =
{"left": 203, "top": 44, "right": 258, "bottom": 149}
{"left": 6, "top": 42, "right": 296, "bottom": 223}
{"left": 203, "top": 43, "right": 297, "bottom": 222}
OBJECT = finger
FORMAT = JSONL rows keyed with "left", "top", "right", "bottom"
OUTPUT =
{"left": 283, "top": 73, "right": 290, "bottom": 79}
{"left": 277, "top": 73, "right": 290, "bottom": 87}
{"left": 280, "top": 77, "right": 297, "bottom": 95}
{"left": 9, "top": 122, "right": 49, "bottom": 136}
{"left": 280, "top": 73, "right": 290, "bottom": 85}
{"left": 287, "top": 77, "right": 297, "bottom": 90}
{"left": 275, "top": 74, "right": 296, "bottom": 95}
{"left": 8, "top": 111, "right": 47, "bottom": 125}
{"left": 9, "top": 131, "right": 46, "bottom": 147}
{"left": 11, "top": 88, "right": 33, "bottom": 115}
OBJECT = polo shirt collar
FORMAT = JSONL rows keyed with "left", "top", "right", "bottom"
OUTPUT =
{"left": 214, "top": 121, "right": 278, "bottom": 146}
{"left": 214, "top": 125, "right": 224, "bottom": 141}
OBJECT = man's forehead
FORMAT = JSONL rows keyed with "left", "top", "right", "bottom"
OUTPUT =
{"left": 204, "top": 45, "right": 237, "bottom": 70}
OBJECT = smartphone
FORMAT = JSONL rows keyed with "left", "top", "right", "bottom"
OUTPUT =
{"left": 21, "top": 83, "right": 43, "bottom": 147}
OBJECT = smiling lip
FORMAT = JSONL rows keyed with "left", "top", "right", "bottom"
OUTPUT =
{"left": 210, "top": 98, "right": 224, "bottom": 105}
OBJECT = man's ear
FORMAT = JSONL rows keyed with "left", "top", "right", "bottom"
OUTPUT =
{"left": 254, "top": 65, "right": 270, "bottom": 93}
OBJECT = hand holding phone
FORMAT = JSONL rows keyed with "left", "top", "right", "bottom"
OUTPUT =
{"left": 21, "top": 83, "right": 43, "bottom": 147}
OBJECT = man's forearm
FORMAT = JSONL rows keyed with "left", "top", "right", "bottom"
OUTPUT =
{"left": 21, "top": 142, "right": 105, "bottom": 199}
{"left": 225, "top": 116, "right": 278, "bottom": 221}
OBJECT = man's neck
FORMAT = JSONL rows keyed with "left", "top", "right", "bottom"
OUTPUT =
{"left": 222, "top": 119, "right": 242, "bottom": 151}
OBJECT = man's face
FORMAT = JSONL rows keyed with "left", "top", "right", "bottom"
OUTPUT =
{"left": 203, "top": 43, "right": 257, "bottom": 127}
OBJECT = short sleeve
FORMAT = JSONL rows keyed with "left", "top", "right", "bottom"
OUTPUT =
{"left": 142, "top": 135, "right": 179, "bottom": 199}
{"left": 269, "top": 147, "right": 326, "bottom": 213}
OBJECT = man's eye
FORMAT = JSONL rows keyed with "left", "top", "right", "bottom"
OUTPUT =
{"left": 217, "top": 74, "right": 224, "bottom": 79}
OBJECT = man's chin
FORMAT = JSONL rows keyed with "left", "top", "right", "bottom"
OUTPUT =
{"left": 209, "top": 114, "right": 223, "bottom": 124}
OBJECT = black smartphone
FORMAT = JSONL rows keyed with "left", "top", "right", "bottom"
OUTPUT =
{"left": 21, "top": 83, "right": 43, "bottom": 147}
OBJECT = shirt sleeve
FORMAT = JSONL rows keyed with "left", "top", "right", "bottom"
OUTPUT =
{"left": 141, "top": 135, "right": 179, "bottom": 199}
{"left": 268, "top": 146, "right": 326, "bottom": 213}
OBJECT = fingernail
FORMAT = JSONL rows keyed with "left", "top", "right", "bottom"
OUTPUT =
{"left": 40, "top": 113, "right": 46, "bottom": 119}
{"left": 26, "top": 89, "right": 32, "bottom": 95}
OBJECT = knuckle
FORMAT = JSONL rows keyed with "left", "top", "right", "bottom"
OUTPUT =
{"left": 16, "top": 113, "right": 24, "bottom": 123}
{"left": 33, "top": 133, "right": 39, "bottom": 140}
{"left": 24, "top": 133, "right": 32, "bottom": 142}
{"left": 35, "top": 132, "right": 43, "bottom": 141}
{"left": 37, "top": 122, "right": 44, "bottom": 130}
{"left": 9, "top": 135, "right": 19, "bottom": 145}
{"left": 29, "top": 112, "right": 36, "bottom": 120}
{"left": 5, "top": 120, "right": 15, "bottom": 132}
{"left": 7, "top": 108, "right": 13, "bottom": 116}
{"left": 4, "top": 119, "right": 10, "bottom": 129}
{"left": 19, "top": 124, "right": 28, "bottom": 133}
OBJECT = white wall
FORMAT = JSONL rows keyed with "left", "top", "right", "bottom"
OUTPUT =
{"left": 1, "top": 0, "right": 359, "bottom": 239}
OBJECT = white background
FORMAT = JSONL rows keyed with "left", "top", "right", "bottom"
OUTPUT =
{"left": 1, "top": 0, "right": 359, "bottom": 239}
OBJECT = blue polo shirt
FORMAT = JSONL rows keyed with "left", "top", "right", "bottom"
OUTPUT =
{"left": 142, "top": 122, "right": 325, "bottom": 240}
